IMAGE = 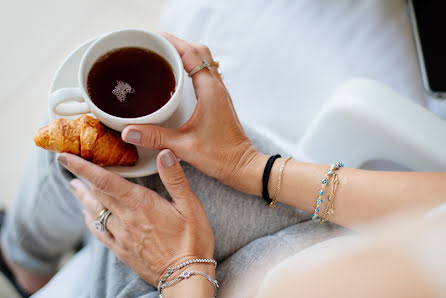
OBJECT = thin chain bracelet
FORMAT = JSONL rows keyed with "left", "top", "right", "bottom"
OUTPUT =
{"left": 157, "top": 258, "right": 217, "bottom": 292}
{"left": 269, "top": 156, "right": 292, "bottom": 208}
{"left": 312, "top": 162, "right": 344, "bottom": 223}
{"left": 159, "top": 270, "right": 219, "bottom": 298}
{"left": 320, "top": 173, "right": 339, "bottom": 223}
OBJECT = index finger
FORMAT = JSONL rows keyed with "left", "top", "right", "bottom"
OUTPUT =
{"left": 160, "top": 32, "right": 217, "bottom": 96}
{"left": 58, "top": 153, "right": 137, "bottom": 201}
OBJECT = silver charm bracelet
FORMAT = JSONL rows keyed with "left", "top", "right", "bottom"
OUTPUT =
{"left": 157, "top": 258, "right": 217, "bottom": 291}
{"left": 158, "top": 270, "right": 219, "bottom": 298}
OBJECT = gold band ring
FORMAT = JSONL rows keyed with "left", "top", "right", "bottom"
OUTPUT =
{"left": 97, "top": 209, "right": 107, "bottom": 220}
{"left": 188, "top": 60, "right": 220, "bottom": 77}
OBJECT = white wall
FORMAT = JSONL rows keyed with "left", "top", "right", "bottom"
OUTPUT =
{"left": 0, "top": 0, "right": 165, "bottom": 208}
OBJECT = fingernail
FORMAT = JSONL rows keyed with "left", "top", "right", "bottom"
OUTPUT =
{"left": 160, "top": 150, "right": 176, "bottom": 168}
{"left": 57, "top": 155, "right": 68, "bottom": 167}
{"left": 123, "top": 129, "right": 141, "bottom": 144}
{"left": 69, "top": 179, "right": 80, "bottom": 191}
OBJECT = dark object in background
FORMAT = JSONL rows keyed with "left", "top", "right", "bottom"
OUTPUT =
{"left": 408, "top": 0, "right": 446, "bottom": 98}
{"left": 0, "top": 209, "right": 28, "bottom": 297}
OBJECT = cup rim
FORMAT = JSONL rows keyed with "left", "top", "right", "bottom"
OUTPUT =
{"left": 78, "top": 28, "right": 184, "bottom": 122}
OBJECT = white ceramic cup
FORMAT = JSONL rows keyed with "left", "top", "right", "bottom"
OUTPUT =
{"left": 49, "top": 29, "right": 184, "bottom": 132}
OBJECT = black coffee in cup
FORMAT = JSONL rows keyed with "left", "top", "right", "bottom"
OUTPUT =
{"left": 87, "top": 47, "right": 176, "bottom": 118}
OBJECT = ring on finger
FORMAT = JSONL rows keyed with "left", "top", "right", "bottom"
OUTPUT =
{"left": 102, "top": 211, "right": 112, "bottom": 232}
{"left": 97, "top": 208, "right": 107, "bottom": 220}
{"left": 95, "top": 209, "right": 112, "bottom": 232}
{"left": 188, "top": 59, "right": 211, "bottom": 77}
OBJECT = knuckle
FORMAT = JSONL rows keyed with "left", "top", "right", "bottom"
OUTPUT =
{"left": 124, "top": 186, "right": 142, "bottom": 202}
{"left": 120, "top": 217, "right": 134, "bottom": 231}
{"left": 134, "top": 241, "right": 145, "bottom": 259}
{"left": 197, "top": 44, "right": 210, "bottom": 55}
{"left": 74, "top": 161, "right": 87, "bottom": 175}
{"left": 186, "top": 47, "right": 200, "bottom": 59}
{"left": 166, "top": 171, "right": 188, "bottom": 188}
{"left": 118, "top": 185, "right": 137, "bottom": 200}
{"left": 116, "top": 234, "right": 131, "bottom": 251}
{"left": 93, "top": 175, "right": 110, "bottom": 192}
{"left": 142, "top": 128, "right": 163, "bottom": 150}
{"left": 126, "top": 198, "right": 143, "bottom": 211}
{"left": 132, "top": 187, "right": 153, "bottom": 205}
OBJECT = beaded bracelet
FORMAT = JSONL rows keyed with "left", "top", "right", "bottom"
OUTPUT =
{"left": 320, "top": 173, "right": 340, "bottom": 223}
{"left": 159, "top": 270, "right": 219, "bottom": 298}
{"left": 312, "top": 162, "right": 344, "bottom": 223}
{"left": 157, "top": 258, "right": 217, "bottom": 292}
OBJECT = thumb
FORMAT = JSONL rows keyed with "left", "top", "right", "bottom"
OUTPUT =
{"left": 157, "top": 149, "right": 197, "bottom": 212}
{"left": 122, "top": 124, "right": 179, "bottom": 150}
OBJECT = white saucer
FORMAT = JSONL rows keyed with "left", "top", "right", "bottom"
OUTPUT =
{"left": 49, "top": 38, "right": 197, "bottom": 177}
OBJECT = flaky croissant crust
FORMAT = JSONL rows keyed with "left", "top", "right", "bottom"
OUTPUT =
{"left": 34, "top": 115, "right": 138, "bottom": 166}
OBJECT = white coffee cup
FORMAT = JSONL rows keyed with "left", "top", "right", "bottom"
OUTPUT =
{"left": 49, "top": 29, "right": 184, "bottom": 132}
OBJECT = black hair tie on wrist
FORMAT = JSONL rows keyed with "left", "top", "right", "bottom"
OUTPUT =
{"left": 262, "top": 154, "right": 281, "bottom": 204}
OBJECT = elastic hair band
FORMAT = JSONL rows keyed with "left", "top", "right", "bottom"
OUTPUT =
{"left": 262, "top": 154, "right": 281, "bottom": 204}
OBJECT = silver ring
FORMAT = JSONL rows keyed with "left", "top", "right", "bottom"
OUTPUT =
{"left": 94, "top": 209, "right": 111, "bottom": 232}
{"left": 188, "top": 59, "right": 210, "bottom": 77}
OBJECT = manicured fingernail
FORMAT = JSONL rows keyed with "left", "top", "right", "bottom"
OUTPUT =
{"left": 160, "top": 150, "right": 176, "bottom": 168}
{"left": 69, "top": 179, "right": 80, "bottom": 191}
{"left": 123, "top": 130, "right": 141, "bottom": 144}
{"left": 58, "top": 155, "right": 68, "bottom": 167}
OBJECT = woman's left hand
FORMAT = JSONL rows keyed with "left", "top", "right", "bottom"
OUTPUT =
{"left": 57, "top": 149, "right": 215, "bottom": 287}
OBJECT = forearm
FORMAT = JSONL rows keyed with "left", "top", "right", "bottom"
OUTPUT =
{"left": 240, "top": 153, "right": 446, "bottom": 228}
{"left": 162, "top": 264, "right": 216, "bottom": 298}
{"left": 258, "top": 248, "right": 438, "bottom": 298}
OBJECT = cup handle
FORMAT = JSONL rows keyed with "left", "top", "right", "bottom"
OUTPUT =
{"left": 49, "top": 88, "right": 91, "bottom": 116}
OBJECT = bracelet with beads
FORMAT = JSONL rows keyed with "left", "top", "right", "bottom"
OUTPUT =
{"left": 157, "top": 258, "right": 217, "bottom": 292}
{"left": 312, "top": 162, "right": 344, "bottom": 223}
{"left": 159, "top": 270, "right": 219, "bottom": 298}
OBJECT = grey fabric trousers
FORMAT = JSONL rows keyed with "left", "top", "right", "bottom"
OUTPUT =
{"left": 1, "top": 124, "right": 347, "bottom": 297}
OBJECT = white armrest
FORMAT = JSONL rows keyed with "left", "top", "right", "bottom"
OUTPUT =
{"left": 297, "top": 78, "right": 446, "bottom": 171}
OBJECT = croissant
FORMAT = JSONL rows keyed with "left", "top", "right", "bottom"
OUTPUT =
{"left": 34, "top": 115, "right": 138, "bottom": 166}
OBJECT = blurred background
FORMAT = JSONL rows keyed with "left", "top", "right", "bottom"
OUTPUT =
{"left": 2, "top": 0, "right": 446, "bottom": 210}
{"left": 0, "top": 0, "right": 164, "bottom": 208}
{"left": 2, "top": 1, "right": 446, "bottom": 297}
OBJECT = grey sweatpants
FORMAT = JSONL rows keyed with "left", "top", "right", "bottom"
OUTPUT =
{"left": 1, "top": 124, "right": 347, "bottom": 297}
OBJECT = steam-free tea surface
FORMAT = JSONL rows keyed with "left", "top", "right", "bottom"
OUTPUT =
{"left": 87, "top": 47, "right": 176, "bottom": 118}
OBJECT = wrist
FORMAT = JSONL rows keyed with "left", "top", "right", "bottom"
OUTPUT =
{"left": 232, "top": 151, "right": 269, "bottom": 196}
{"left": 161, "top": 264, "right": 216, "bottom": 298}
{"left": 234, "top": 152, "right": 288, "bottom": 202}
{"left": 168, "top": 263, "right": 216, "bottom": 280}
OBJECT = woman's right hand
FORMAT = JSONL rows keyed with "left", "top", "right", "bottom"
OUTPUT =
{"left": 59, "top": 150, "right": 215, "bottom": 291}
{"left": 122, "top": 33, "right": 260, "bottom": 192}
